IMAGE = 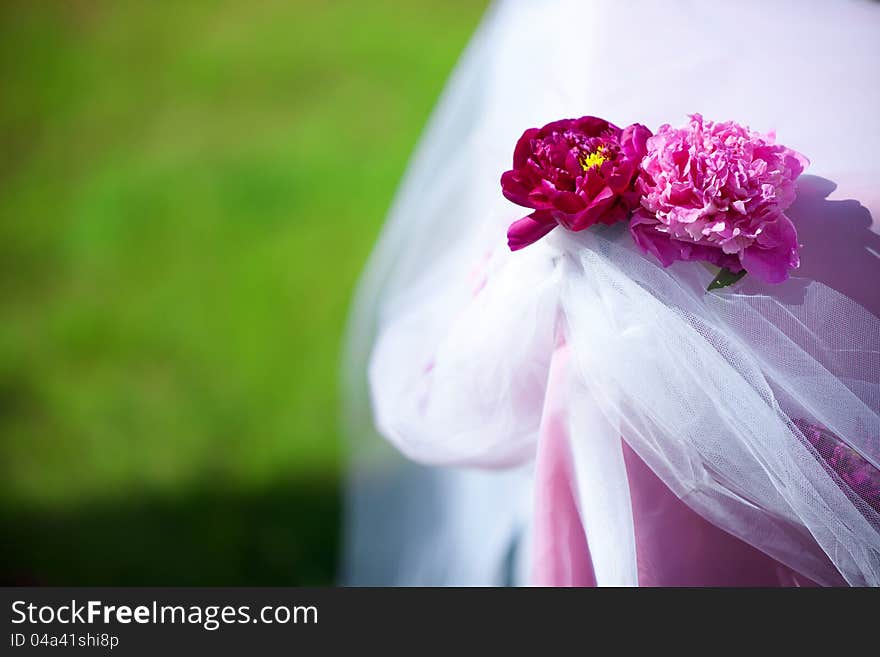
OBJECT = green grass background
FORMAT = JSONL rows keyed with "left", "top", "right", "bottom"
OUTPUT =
{"left": 0, "top": 0, "right": 486, "bottom": 584}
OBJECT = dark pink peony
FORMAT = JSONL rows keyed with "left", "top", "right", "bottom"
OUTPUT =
{"left": 501, "top": 116, "right": 651, "bottom": 250}
{"left": 630, "top": 114, "right": 807, "bottom": 284}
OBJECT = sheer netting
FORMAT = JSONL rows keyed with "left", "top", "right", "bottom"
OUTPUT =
{"left": 343, "top": 0, "right": 880, "bottom": 585}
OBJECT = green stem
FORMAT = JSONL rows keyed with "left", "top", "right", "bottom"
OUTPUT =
{"left": 707, "top": 267, "right": 747, "bottom": 291}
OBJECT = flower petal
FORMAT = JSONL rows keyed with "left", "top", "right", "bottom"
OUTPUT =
{"left": 507, "top": 211, "right": 557, "bottom": 251}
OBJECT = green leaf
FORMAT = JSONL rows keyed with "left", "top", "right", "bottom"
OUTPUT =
{"left": 707, "top": 267, "right": 747, "bottom": 291}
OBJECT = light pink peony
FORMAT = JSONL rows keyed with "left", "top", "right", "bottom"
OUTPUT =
{"left": 630, "top": 114, "right": 807, "bottom": 284}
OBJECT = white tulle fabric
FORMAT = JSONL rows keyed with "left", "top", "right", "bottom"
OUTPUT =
{"left": 343, "top": 0, "right": 880, "bottom": 585}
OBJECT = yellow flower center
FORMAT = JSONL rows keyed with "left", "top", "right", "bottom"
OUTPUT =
{"left": 580, "top": 145, "right": 607, "bottom": 171}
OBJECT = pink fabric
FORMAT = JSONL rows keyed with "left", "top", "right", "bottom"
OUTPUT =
{"left": 530, "top": 344, "right": 596, "bottom": 586}
{"left": 621, "top": 441, "right": 814, "bottom": 586}
{"left": 530, "top": 343, "right": 816, "bottom": 587}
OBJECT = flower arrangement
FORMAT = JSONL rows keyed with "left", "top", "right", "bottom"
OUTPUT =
{"left": 501, "top": 114, "right": 808, "bottom": 289}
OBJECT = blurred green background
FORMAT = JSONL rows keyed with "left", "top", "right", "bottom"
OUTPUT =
{"left": 0, "top": 0, "right": 486, "bottom": 585}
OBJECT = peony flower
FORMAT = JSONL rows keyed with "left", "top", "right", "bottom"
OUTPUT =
{"left": 630, "top": 114, "right": 807, "bottom": 284}
{"left": 501, "top": 116, "right": 651, "bottom": 250}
